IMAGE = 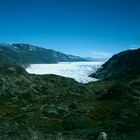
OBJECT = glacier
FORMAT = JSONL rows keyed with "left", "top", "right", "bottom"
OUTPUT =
{"left": 26, "top": 62, "right": 103, "bottom": 83}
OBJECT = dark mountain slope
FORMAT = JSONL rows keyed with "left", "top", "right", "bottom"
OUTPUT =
{"left": 91, "top": 48, "right": 140, "bottom": 80}
{"left": 12, "top": 43, "right": 87, "bottom": 64}
{"left": 0, "top": 43, "right": 87, "bottom": 67}
{"left": 87, "top": 48, "right": 140, "bottom": 139}
{"left": 0, "top": 44, "right": 25, "bottom": 67}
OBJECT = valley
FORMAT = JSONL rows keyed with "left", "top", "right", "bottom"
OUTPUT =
{"left": 0, "top": 44, "right": 140, "bottom": 140}
{"left": 1, "top": 0, "right": 140, "bottom": 139}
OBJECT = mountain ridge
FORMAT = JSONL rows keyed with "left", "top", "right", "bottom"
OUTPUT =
{"left": 91, "top": 48, "right": 140, "bottom": 80}
{"left": 0, "top": 43, "right": 88, "bottom": 67}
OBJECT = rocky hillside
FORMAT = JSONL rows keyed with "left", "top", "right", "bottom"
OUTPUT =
{"left": 91, "top": 48, "right": 140, "bottom": 80}
{"left": 0, "top": 48, "right": 140, "bottom": 139}
{"left": 0, "top": 65, "right": 140, "bottom": 139}
{"left": 0, "top": 65, "right": 95, "bottom": 139}
{"left": 0, "top": 43, "right": 87, "bottom": 67}
{"left": 0, "top": 44, "right": 25, "bottom": 67}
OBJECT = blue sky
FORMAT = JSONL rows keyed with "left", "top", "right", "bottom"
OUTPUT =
{"left": 0, "top": 0, "right": 140, "bottom": 58}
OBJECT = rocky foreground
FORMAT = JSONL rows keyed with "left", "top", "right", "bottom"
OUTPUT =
{"left": 0, "top": 49, "right": 140, "bottom": 140}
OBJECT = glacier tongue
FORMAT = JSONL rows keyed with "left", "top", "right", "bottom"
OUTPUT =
{"left": 26, "top": 62, "right": 103, "bottom": 83}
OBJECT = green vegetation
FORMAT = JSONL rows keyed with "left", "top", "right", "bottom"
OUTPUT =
{"left": 0, "top": 48, "right": 140, "bottom": 139}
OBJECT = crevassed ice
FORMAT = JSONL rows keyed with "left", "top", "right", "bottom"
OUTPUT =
{"left": 26, "top": 62, "right": 103, "bottom": 83}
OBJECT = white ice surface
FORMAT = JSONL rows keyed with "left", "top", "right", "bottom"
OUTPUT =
{"left": 26, "top": 62, "right": 103, "bottom": 83}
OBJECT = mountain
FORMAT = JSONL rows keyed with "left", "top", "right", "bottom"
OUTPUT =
{"left": 0, "top": 44, "right": 25, "bottom": 67}
{"left": 91, "top": 48, "right": 140, "bottom": 80}
{"left": 88, "top": 48, "right": 140, "bottom": 139}
{"left": 0, "top": 43, "right": 88, "bottom": 67}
